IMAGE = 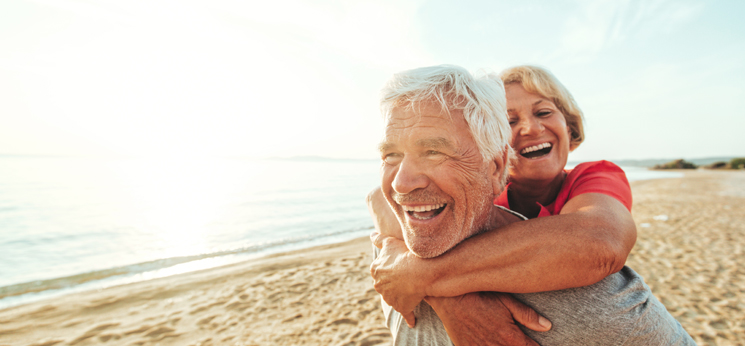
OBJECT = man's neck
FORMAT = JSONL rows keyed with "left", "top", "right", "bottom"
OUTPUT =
{"left": 472, "top": 204, "right": 524, "bottom": 238}
{"left": 491, "top": 205, "right": 525, "bottom": 226}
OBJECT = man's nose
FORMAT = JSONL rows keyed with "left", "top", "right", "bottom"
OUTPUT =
{"left": 392, "top": 157, "right": 429, "bottom": 194}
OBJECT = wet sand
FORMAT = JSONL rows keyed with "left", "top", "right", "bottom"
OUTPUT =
{"left": 1, "top": 170, "right": 743, "bottom": 345}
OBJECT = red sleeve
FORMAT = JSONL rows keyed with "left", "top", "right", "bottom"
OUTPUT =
{"left": 561, "top": 161, "right": 633, "bottom": 211}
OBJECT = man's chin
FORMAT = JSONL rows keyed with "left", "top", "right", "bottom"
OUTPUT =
{"left": 404, "top": 237, "right": 455, "bottom": 259}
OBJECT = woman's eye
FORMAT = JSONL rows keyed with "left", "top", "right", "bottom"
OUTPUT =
{"left": 537, "top": 111, "right": 552, "bottom": 117}
{"left": 508, "top": 118, "right": 518, "bottom": 125}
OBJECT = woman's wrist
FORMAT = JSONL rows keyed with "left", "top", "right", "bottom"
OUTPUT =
{"left": 420, "top": 254, "right": 447, "bottom": 297}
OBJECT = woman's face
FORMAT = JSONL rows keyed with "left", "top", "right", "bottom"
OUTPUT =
{"left": 506, "top": 83, "right": 572, "bottom": 184}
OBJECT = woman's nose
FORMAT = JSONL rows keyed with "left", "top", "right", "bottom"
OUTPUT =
{"left": 392, "top": 157, "right": 429, "bottom": 195}
{"left": 517, "top": 116, "right": 543, "bottom": 136}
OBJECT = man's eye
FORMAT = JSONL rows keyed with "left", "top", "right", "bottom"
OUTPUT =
{"left": 425, "top": 151, "right": 448, "bottom": 161}
{"left": 383, "top": 153, "right": 402, "bottom": 165}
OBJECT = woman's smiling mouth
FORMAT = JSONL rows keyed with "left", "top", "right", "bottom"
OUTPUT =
{"left": 520, "top": 142, "right": 553, "bottom": 159}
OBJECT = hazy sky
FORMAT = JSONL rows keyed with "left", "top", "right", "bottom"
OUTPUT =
{"left": 2, "top": 0, "right": 744, "bottom": 161}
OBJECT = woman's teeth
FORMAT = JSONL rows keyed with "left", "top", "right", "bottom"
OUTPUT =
{"left": 521, "top": 142, "right": 552, "bottom": 154}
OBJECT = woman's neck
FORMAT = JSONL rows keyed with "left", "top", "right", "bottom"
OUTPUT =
{"left": 507, "top": 171, "right": 567, "bottom": 218}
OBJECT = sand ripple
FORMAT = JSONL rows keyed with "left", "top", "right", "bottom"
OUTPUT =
{"left": 628, "top": 170, "right": 745, "bottom": 345}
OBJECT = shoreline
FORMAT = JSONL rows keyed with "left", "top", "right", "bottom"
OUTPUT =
{"left": 1, "top": 170, "right": 743, "bottom": 345}
{"left": 0, "top": 236, "right": 389, "bottom": 346}
{"left": 0, "top": 164, "right": 679, "bottom": 309}
{"left": 0, "top": 230, "right": 373, "bottom": 310}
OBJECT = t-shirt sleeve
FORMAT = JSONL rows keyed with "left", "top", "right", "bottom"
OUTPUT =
{"left": 567, "top": 161, "right": 633, "bottom": 211}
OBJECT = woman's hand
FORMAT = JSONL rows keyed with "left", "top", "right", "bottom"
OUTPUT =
{"left": 366, "top": 187, "right": 403, "bottom": 244}
{"left": 370, "top": 235, "right": 433, "bottom": 327}
{"left": 368, "top": 186, "right": 426, "bottom": 326}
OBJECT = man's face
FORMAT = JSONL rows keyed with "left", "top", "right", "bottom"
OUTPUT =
{"left": 379, "top": 101, "right": 499, "bottom": 258}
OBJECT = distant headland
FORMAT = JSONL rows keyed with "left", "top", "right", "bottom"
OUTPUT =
{"left": 641, "top": 157, "right": 745, "bottom": 170}
{"left": 584, "top": 157, "right": 745, "bottom": 169}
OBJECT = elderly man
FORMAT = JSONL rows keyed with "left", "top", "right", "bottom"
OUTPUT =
{"left": 370, "top": 65, "right": 695, "bottom": 345}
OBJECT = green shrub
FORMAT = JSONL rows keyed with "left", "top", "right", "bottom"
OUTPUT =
{"left": 704, "top": 161, "right": 729, "bottom": 169}
{"left": 730, "top": 158, "right": 745, "bottom": 169}
{"left": 653, "top": 159, "right": 697, "bottom": 169}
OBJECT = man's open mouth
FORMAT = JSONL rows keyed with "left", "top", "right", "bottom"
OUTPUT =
{"left": 520, "top": 142, "right": 552, "bottom": 159}
{"left": 402, "top": 203, "right": 447, "bottom": 220}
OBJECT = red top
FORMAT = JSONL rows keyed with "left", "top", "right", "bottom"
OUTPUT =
{"left": 495, "top": 160, "right": 633, "bottom": 218}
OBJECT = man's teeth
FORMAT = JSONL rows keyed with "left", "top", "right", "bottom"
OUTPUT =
{"left": 521, "top": 142, "right": 552, "bottom": 154}
{"left": 402, "top": 204, "right": 445, "bottom": 212}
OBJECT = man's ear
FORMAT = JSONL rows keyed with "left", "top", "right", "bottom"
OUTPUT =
{"left": 490, "top": 146, "right": 509, "bottom": 195}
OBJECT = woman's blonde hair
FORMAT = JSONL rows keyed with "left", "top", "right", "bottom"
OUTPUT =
{"left": 500, "top": 65, "right": 585, "bottom": 150}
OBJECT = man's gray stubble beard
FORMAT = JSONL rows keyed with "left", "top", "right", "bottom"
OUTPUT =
{"left": 394, "top": 178, "right": 495, "bottom": 258}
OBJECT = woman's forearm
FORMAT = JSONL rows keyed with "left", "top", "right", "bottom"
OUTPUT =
{"left": 425, "top": 193, "right": 636, "bottom": 297}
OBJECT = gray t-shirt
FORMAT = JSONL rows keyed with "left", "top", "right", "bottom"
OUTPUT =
{"left": 374, "top": 209, "right": 695, "bottom": 345}
{"left": 379, "top": 263, "right": 695, "bottom": 345}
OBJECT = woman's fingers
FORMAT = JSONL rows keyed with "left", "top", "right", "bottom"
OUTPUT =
{"left": 402, "top": 311, "right": 417, "bottom": 328}
{"left": 370, "top": 231, "right": 383, "bottom": 249}
{"left": 371, "top": 237, "right": 427, "bottom": 322}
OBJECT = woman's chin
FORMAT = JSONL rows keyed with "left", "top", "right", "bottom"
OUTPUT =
{"left": 514, "top": 158, "right": 566, "bottom": 182}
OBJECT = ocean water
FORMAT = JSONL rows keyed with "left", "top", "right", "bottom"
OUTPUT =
{"left": 0, "top": 157, "right": 681, "bottom": 309}
{"left": 0, "top": 156, "right": 381, "bottom": 308}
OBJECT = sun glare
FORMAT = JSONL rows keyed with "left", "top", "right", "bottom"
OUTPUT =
{"left": 109, "top": 157, "right": 255, "bottom": 258}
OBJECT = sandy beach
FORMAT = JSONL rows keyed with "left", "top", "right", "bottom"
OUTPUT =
{"left": 1, "top": 170, "right": 743, "bottom": 346}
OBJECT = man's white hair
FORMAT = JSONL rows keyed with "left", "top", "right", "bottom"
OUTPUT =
{"left": 380, "top": 64, "right": 512, "bottom": 187}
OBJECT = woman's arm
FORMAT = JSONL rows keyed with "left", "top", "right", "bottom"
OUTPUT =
{"left": 366, "top": 186, "right": 553, "bottom": 336}
{"left": 425, "top": 192, "right": 636, "bottom": 296}
{"left": 370, "top": 190, "right": 636, "bottom": 300}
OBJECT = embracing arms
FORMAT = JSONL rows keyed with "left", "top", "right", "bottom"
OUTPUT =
{"left": 426, "top": 192, "right": 635, "bottom": 296}
{"left": 367, "top": 190, "right": 552, "bottom": 344}
{"left": 368, "top": 186, "right": 636, "bottom": 300}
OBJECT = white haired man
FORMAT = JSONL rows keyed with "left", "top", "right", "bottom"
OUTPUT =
{"left": 370, "top": 65, "right": 695, "bottom": 345}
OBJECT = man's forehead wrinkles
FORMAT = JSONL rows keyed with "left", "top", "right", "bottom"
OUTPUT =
{"left": 386, "top": 122, "right": 413, "bottom": 129}
{"left": 386, "top": 119, "right": 449, "bottom": 130}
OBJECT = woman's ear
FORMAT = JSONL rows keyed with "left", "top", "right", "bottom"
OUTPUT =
{"left": 568, "top": 128, "right": 578, "bottom": 152}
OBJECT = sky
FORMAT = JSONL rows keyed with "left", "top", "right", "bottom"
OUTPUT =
{"left": 1, "top": 0, "right": 744, "bottom": 161}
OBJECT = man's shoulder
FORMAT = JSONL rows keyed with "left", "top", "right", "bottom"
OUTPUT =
{"left": 514, "top": 266, "right": 694, "bottom": 345}
{"left": 493, "top": 204, "right": 528, "bottom": 221}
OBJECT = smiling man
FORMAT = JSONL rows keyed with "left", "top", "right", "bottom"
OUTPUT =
{"left": 380, "top": 99, "right": 504, "bottom": 259}
{"left": 373, "top": 65, "right": 549, "bottom": 345}
{"left": 370, "top": 65, "right": 695, "bottom": 345}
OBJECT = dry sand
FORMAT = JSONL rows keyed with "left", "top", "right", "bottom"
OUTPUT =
{"left": 1, "top": 170, "right": 743, "bottom": 346}
{"left": 625, "top": 170, "right": 745, "bottom": 345}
